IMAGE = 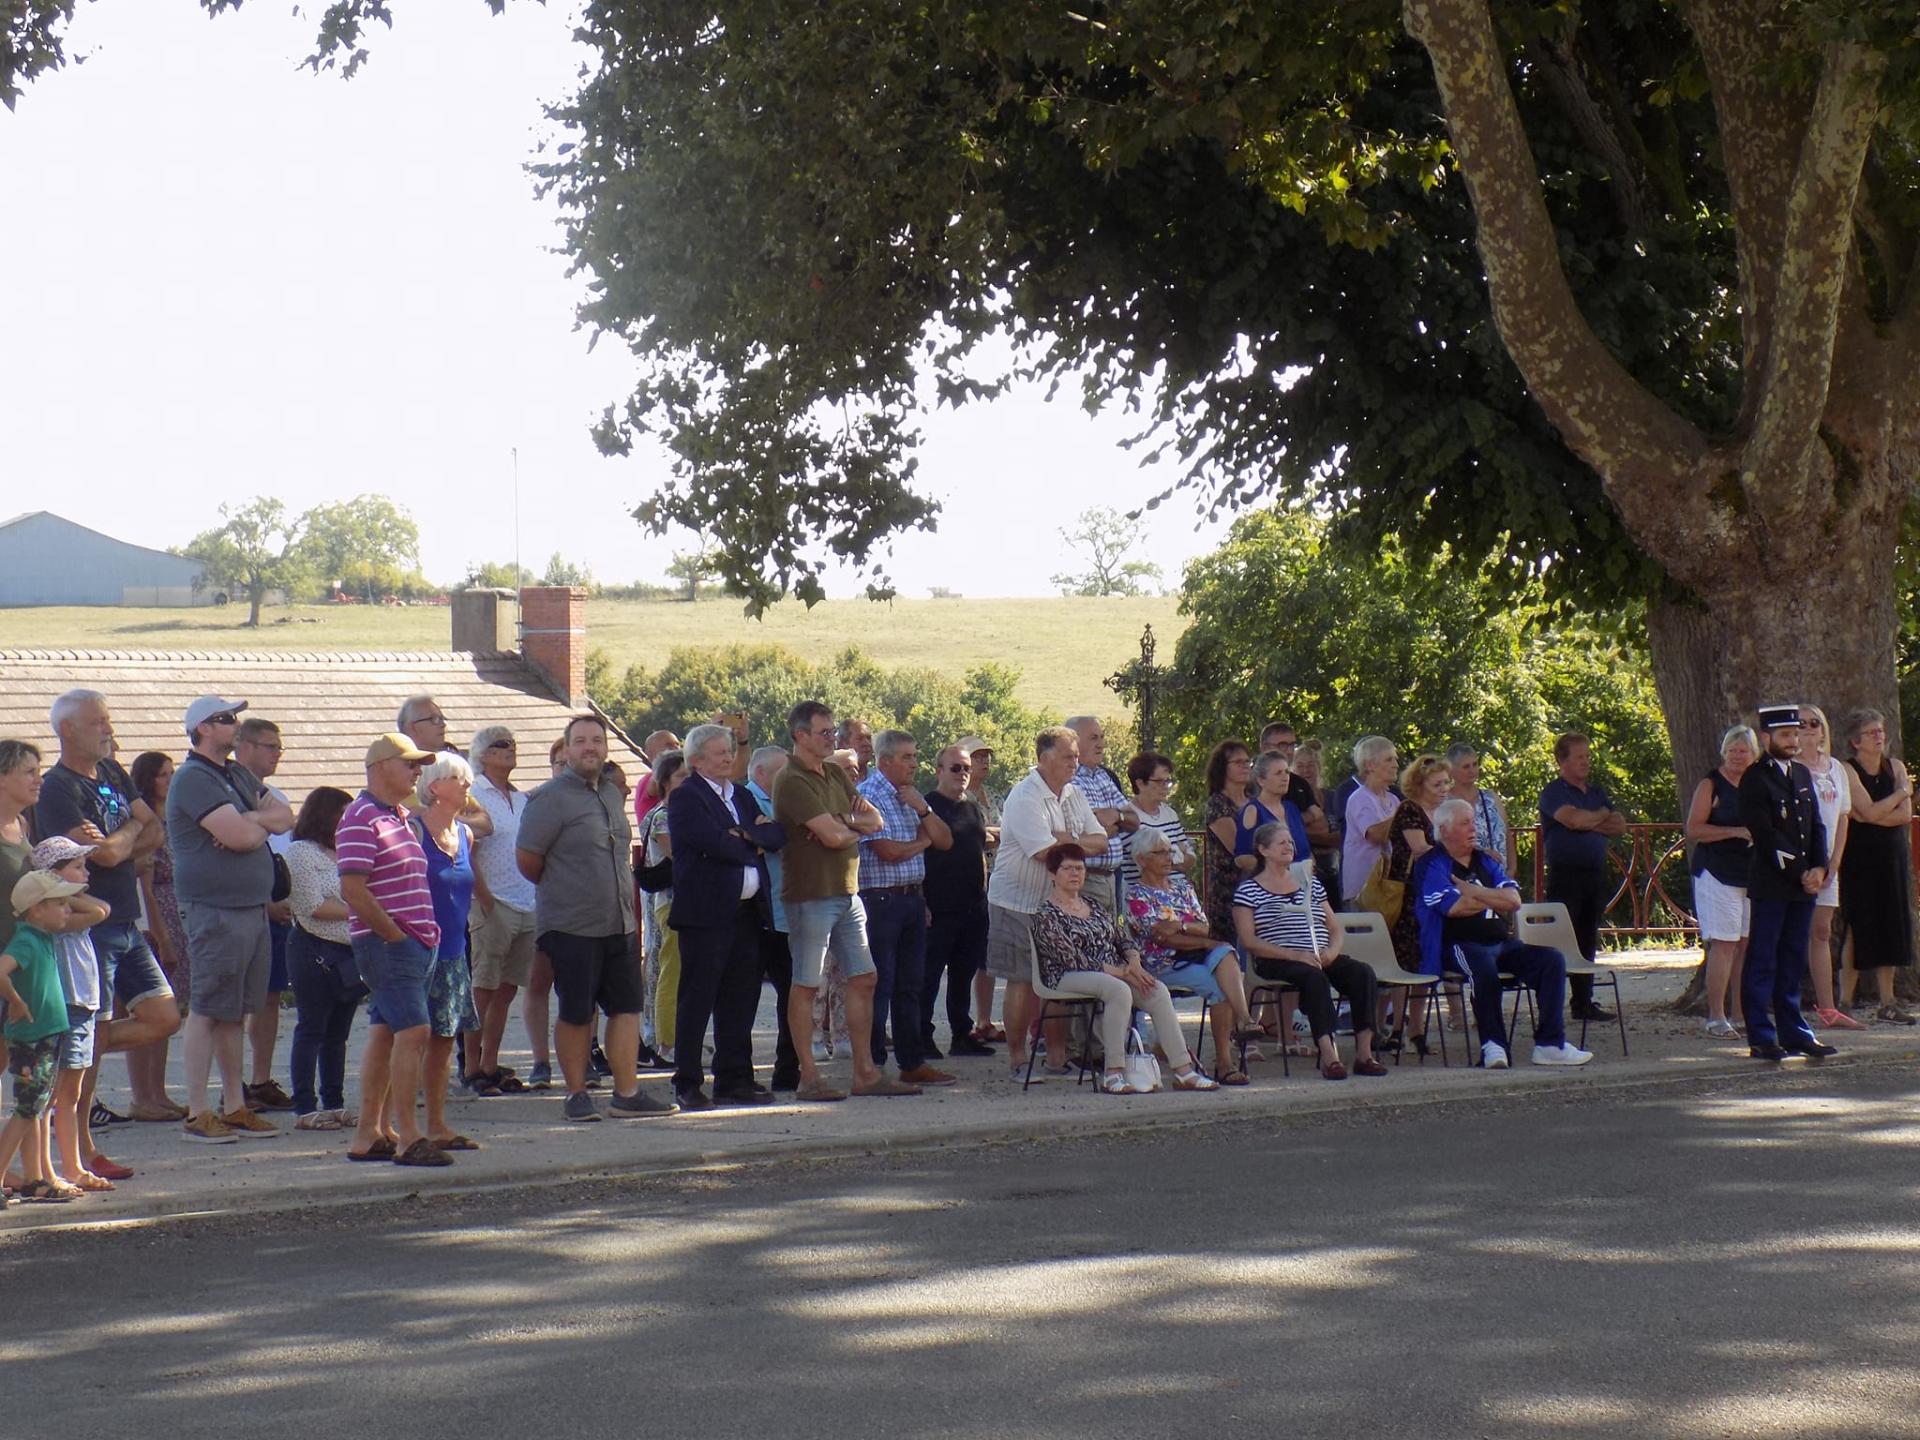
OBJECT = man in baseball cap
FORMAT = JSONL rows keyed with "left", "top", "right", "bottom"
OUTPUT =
{"left": 182, "top": 696, "right": 248, "bottom": 740}
{"left": 365, "top": 733, "right": 434, "bottom": 766}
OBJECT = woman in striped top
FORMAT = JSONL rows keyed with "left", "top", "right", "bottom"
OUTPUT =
{"left": 1232, "top": 823, "right": 1385, "bottom": 1079}
{"left": 1121, "top": 751, "right": 1194, "bottom": 890}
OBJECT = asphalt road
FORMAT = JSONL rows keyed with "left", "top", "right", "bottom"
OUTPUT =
{"left": 8, "top": 1064, "right": 1920, "bottom": 1439}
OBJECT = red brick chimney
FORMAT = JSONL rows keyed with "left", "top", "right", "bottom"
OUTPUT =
{"left": 519, "top": 586, "right": 587, "bottom": 707}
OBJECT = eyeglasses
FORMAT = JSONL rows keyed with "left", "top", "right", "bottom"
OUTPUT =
{"left": 487, "top": 740, "right": 516, "bottom": 750}
{"left": 943, "top": 763, "right": 969, "bottom": 773}
{"left": 1228, "top": 756, "right": 1252, "bottom": 766}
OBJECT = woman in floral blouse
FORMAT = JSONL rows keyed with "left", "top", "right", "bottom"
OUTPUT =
{"left": 1124, "top": 828, "right": 1260, "bottom": 1084}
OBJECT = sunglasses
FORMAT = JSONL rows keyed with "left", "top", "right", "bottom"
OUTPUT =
{"left": 205, "top": 713, "right": 239, "bottom": 727}
{"left": 487, "top": 740, "right": 516, "bottom": 750}
{"left": 943, "top": 763, "right": 969, "bottom": 774}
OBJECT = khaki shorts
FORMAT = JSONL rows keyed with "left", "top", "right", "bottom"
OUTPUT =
{"left": 469, "top": 898, "right": 537, "bottom": 990}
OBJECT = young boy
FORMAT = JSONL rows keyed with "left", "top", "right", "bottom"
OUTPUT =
{"left": 33, "top": 837, "right": 113, "bottom": 1193}
{"left": 0, "top": 870, "right": 86, "bottom": 1207}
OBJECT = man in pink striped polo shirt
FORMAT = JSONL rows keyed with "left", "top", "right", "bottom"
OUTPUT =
{"left": 338, "top": 732, "right": 449, "bottom": 1168}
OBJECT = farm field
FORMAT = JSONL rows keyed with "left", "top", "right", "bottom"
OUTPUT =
{"left": 0, "top": 594, "right": 1184, "bottom": 720}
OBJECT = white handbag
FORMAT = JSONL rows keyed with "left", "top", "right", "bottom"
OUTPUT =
{"left": 1123, "top": 1025, "right": 1162, "bottom": 1093}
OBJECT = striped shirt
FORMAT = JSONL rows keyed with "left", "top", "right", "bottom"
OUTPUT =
{"left": 1120, "top": 801, "right": 1194, "bottom": 890}
{"left": 1074, "top": 764, "right": 1130, "bottom": 872}
{"left": 335, "top": 791, "right": 441, "bottom": 950}
{"left": 857, "top": 770, "right": 927, "bottom": 889}
{"left": 1232, "top": 874, "right": 1332, "bottom": 956}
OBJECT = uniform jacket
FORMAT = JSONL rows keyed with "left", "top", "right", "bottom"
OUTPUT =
{"left": 1738, "top": 757, "right": 1828, "bottom": 904}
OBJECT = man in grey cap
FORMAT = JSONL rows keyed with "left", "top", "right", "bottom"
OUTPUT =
{"left": 164, "top": 695, "right": 295, "bottom": 1144}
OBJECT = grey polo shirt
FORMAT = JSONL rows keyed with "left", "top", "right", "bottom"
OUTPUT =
{"left": 165, "top": 751, "right": 276, "bottom": 909}
{"left": 517, "top": 767, "right": 636, "bottom": 938}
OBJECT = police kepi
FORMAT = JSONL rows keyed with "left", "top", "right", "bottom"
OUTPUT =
{"left": 1738, "top": 703, "right": 1838, "bottom": 1061}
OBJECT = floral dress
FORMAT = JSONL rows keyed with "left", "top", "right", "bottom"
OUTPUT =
{"left": 1385, "top": 799, "right": 1436, "bottom": 973}
{"left": 146, "top": 827, "right": 191, "bottom": 992}
{"left": 1202, "top": 790, "right": 1242, "bottom": 941}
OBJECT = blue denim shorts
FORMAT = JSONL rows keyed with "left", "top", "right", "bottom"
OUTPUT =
{"left": 354, "top": 932, "right": 434, "bottom": 1033}
{"left": 785, "top": 895, "right": 877, "bottom": 989}
{"left": 58, "top": 1005, "right": 97, "bottom": 1070}
{"left": 95, "top": 921, "right": 174, "bottom": 1011}
{"left": 426, "top": 946, "right": 479, "bottom": 1040}
{"left": 1153, "top": 945, "right": 1238, "bottom": 1005}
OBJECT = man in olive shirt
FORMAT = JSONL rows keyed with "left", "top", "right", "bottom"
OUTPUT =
{"left": 773, "top": 700, "right": 918, "bottom": 1102}
{"left": 516, "top": 714, "right": 675, "bottom": 1123}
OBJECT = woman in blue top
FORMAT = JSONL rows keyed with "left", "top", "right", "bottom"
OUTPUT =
{"left": 1234, "top": 751, "right": 1312, "bottom": 874}
{"left": 414, "top": 753, "right": 480, "bottom": 1153}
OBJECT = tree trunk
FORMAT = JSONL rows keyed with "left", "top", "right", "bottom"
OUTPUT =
{"left": 247, "top": 586, "right": 264, "bottom": 627}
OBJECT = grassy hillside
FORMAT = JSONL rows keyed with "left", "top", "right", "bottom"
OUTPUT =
{"left": 0, "top": 594, "right": 1185, "bottom": 720}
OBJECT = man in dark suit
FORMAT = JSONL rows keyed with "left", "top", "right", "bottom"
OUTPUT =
{"left": 1738, "top": 703, "right": 1837, "bottom": 1062}
{"left": 667, "top": 723, "right": 788, "bottom": 1108}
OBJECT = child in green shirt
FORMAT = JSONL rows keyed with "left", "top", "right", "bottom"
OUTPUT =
{"left": 0, "top": 870, "right": 86, "bottom": 1207}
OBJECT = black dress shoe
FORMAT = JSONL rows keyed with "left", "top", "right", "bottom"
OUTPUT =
{"left": 674, "top": 1087, "right": 714, "bottom": 1111}
{"left": 1784, "top": 1039, "right": 1839, "bottom": 1059}
{"left": 1571, "top": 1002, "right": 1615, "bottom": 1022}
{"left": 713, "top": 1084, "right": 775, "bottom": 1106}
{"left": 947, "top": 1035, "right": 997, "bottom": 1057}
{"left": 1749, "top": 1041, "right": 1788, "bottom": 1061}
{"left": 921, "top": 1041, "right": 945, "bottom": 1060}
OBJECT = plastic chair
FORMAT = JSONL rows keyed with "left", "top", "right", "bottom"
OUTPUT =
{"left": 1514, "top": 901, "right": 1628, "bottom": 1055}
{"left": 1024, "top": 937, "right": 1103, "bottom": 1092}
{"left": 1336, "top": 911, "right": 1446, "bottom": 1067}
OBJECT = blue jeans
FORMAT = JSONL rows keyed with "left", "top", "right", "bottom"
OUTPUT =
{"left": 1743, "top": 898, "right": 1819, "bottom": 1050}
{"left": 862, "top": 890, "right": 927, "bottom": 1072}
{"left": 288, "top": 928, "right": 360, "bottom": 1113}
{"left": 1446, "top": 938, "right": 1567, "bottom": 1053}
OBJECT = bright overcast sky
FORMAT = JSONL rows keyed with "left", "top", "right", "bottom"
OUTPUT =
{"left": 0, "top": 1, "right": 1235, "bottom": 599}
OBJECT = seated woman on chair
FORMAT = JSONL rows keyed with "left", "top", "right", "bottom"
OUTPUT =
{"left": 1125, "top": 828, "right": 1260, "bottom": 1085}
{"left": 1031, "top": 845, "right": 1219, "bottom": 1095}
{"left": 1233, "top": 823, "right": 1386, "bottom": 1079}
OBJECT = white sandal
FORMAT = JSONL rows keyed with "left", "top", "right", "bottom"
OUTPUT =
{"left": 295, "top": 1110, "right": 344, "bottom": 1131}
{"left": 1100, "top": 1072, "right": 1138, "bottom": 1095}
{"left": 1171, "top": 1068, "right": 1219, "bottom": 1091}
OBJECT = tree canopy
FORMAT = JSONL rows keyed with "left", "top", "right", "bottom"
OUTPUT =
{"left": 1051, "top": 507, "right": 1163, "bottom": 598}
{"left": 181, "top": 497, "right": 306, "bottom": 627}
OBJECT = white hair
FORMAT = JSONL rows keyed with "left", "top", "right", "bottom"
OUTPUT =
{"left": 1720, "top": 724, "right": 1758, "bottom": 760}
{"left": 749, "top": 745, "right": 788, "bottom": 783}
{"left": 50, "top": 689, "right": 106, "bottom": 733}
{"left": 414, "top": 749, "right": 473, "bottom": 809}
{"left": 1129, "top": 825, "right": 1172, "bottom": 860}
{"left": 471, "top": 724, "right": 513, "bottom": 760}
{"left": 1434, "top": 797, "right": 1475, "bottom": 834}
{"left": 1352, "top": 735, "right": 1394, "bottom": 771}
{"left": 684, "top": 723, "right": 734, "bottom": 760}
{"left": 874, "top": 728, "right": 916, "bottom": 760}
{"left": 397, "top": 693, "right": 438, "bottom": 729}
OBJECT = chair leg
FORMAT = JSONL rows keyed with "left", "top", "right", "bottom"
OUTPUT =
{"left": 1022, "top": 1002, "right": 1047, "bottom": 1092}
{"left": 1613, "top": 975, "right": 1628, "bottom": 1056}
{"left": 1430, "top": 989, "right": 1448, "bottom": 1067}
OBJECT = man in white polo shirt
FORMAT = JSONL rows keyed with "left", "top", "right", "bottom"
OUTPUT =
{"left": 981, "top": 726, "right": 1109, "bottom": 1078}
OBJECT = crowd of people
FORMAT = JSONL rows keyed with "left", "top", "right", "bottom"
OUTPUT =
{"left": 1, "top": 685, "right": 1912, "bottom": 1205}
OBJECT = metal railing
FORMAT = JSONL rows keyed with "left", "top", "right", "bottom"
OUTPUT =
{"left": 1514, "top": 824, "right": 1696, "bottom": 942}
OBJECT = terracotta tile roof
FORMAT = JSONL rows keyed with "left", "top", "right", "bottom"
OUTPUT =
{"left": 0, "top": 648, "right": 646, "bottom": 805}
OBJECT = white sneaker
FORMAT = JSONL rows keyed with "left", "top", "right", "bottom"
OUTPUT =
{"left": 1531, "top": 1042, "right": 1594, "bottom": 1067}
{"left": 1481, "top": 1041, "right": 1510, "bottom": 1069}
{"left": 1703, "top": 1018, "right": 1740, "bottom": 1040}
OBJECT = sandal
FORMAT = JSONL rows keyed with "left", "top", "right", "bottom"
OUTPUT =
{"left": 979, "top": 1023, "right": 1007, "bottom": 1042}
{"left": 1170, "top": 1068, "right": 1219, "bottom": 1091}
{"left": 1284, "top": 1040, "right": 1314, "bottom": 1059}
{"left": 430, "top": 1133, "right": 480, "bottom": 1152}
{"left": 66, "top": 1169, "right": 115, "bottom": 1192}
{"left": 347, "top": 1137, "right": 398, "bottom": 1162}
{"left": 295, "top": 1111, "right": 344, "bottom": 1131}
{"left": 1216, "top": 1069, "right": 1251, "bottom": 1086}
{"left": 85, "top": 1155, "right": 134, "bottom": 1181}
{"left": 18, "top": 1179, "right": 78, "bottom": 1203}
{"left": 89, "top": 1101, "right": 128, "bottom": 1127}
{"left": 393, "top": 1137, "right": 454, "bottom": 1167}
{"left": 467, "top": 1072, "right": 504, "bottom": 1098}
{"left": 1099, "top": 1072, "right": 1138, "bottom": 1095}
{"left": 493, "top": 1071, "right": 528, "bottom": 1094}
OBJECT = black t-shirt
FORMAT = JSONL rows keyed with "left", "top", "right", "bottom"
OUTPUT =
{"left": 1439, "top": 852, "right": 1508, "bottom": 948}
{"left": 1286, "top": 772, "right": 1319, "bottom": 819}
{"left": 922, "top": 790, "right": 988, "bottom": 911}
{"left": 34, "top": 757, "right": 140, "bottom": 922}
